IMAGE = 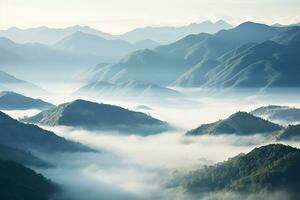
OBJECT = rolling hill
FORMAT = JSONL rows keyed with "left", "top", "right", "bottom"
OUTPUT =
{"left": 0, "top": 111, "right": 92, "bottom": 153}
{"left": 186, "top": 112, "right": 283, "bottom": 136}
{"left": 23, "top": 99, "right": 169, "bottom": 135}
{"left": 170, "top": 144, "right": 300, "bottom": 199}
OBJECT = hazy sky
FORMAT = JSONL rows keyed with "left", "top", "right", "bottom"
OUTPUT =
{"left": 0, "top": 0, "right": 299, "bottom": 33}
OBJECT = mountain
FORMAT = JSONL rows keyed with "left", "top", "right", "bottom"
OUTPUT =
{"left": 133, "top": 39, "right": 159, "bottom": 49}
{"left": 0, "top": 145, "right": 50, "bottom": 168}
{"left": 74, "top": 80, "right": 182, "bottom": 100}
{"left": 53, "top": 31, "right": 158, "bottom": 62}
{"left": 0, "top": 21, "right": 231, "bottom": 45}
{"left": 119, "top": 20, "right": 232, "bottom": 44}
{"left": 90, "top": 22, "right": 283, "bottom": 86}
{"left": 0, "top": 70, "right": 48, "bottom": 96}
{"left": 0, "top": 111, "right": 92, "bottom": 153}
{"left": 0, "top": 91, "right": 54, "bottom": 110}
{"left": 174, "top": 25, "right": 300, "bottom": 88}
{"left": 200, "top": 41, "right": 300, "bottom": 88}
{"left": 186, "top": 112, "right": 283, "bottom": 136}
{"left": 0, "top": 25, "right": 115, "bottom": 45}
{"left": 0, "top": 32, "right": 158, "bottom": 81}
{"left": 23, "top": 99, "right": 169, "bottom": 135}
{"left": 170, "top": 144, "right": 300, "bottom": 199}
{"left": 0, "top": 37, "right": 96, "bottom": 81}
{"left": 251, "top": 105, "right": 300, "bottom": 123}
{"left": 86, "top": 48, "right": 186, "bottom": 86}
{"left": 0, "top": 159, "right": 58, "bottom": 200}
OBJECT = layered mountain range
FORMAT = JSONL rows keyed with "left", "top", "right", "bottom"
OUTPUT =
{"left": 86, "top": 22, "right": 300, "bottom": 91}
{"left": 0, "top": 20, "right": 232, "bottom": 44}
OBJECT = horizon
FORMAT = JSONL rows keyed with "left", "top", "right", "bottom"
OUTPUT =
{"left": 1, "top": 20, "right": 299, "bottom": 36}
{"left": 1, "top": 0, "right": 300, "bottom": 34}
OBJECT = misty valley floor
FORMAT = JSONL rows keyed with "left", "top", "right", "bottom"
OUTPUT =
{"left": 4, "top": 89, "right": 300, "bottom": 200}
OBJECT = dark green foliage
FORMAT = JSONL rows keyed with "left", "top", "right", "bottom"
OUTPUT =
{"left": 24, "top": 99, "right": 169, "bottom": 135}
{"left": 172, "top": 144, "right": 300, "bottom": 199}
{"left": 186, "top": 112, "right": 283, "bottom": 136}
{"left": 0, "top": 160, "right": 58, "bottom": 200}
{"left": 0, "top": 91, "right": 54, "bottom": 110}
{"left": 0, "top": 111, "right": 92, "bottom": 153}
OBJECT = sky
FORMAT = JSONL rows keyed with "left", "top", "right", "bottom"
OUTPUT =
{"left": 0, "top": 0, "right": 299, "bottom": 34}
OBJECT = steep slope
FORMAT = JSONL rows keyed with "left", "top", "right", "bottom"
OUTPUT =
{"left": 0, "top": 91, "right": 54, "bottom": 110}
{"left": 0, "top": 70, "right": 48, "bottom": 96}
{"left": 171, "top": 144, "right": 300, "bottom": 199}
{"left": 0, "top": 111, "right": 91, "bottom": 153}
{"left": 91, "top": 22, "right": 281, "bottom": 86}
{"left": 186, "top": 112, "right": 283, "bottom": 136}
{"left": 74, "top": 80, "right": 182, "bottom": 99}
{"left": 251, "top": 105, "right": 300, "bottom": 123}
{"left": 23, "top": 99, "right": 169, "bottom": 135}
{"left": 0, "top": 160, "right": 57, "bottom": 200}
{"left": 174, "top": 26, "right": 300, "bottom": 88}
{"left": 202, "top": 40, "right": 300, "bottom": 88}
{"left": 0, "top": 145, "right": 50, "bottom": 167}
{"left": 89, "top": 48, "right": 185, "bottom": 86}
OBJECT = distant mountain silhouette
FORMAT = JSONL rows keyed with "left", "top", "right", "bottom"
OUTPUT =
{"left": 171, "top": 144, "right": 300, "bottom": 199}
{"left": 0, "top": 25, "right": 115, "bottom": 44}
{"left": 0, "top": 21, "right": 232, "bottom": 44}
{"left": 119, "top": 20, "right": 232, "bottom": 44}
{"left": 0, "top": 32, "right": 158, "bottom": 81}
{"left": 53, "top": 31, "right": 158, "bottom": 62}
{"left": 186, "top": 112, "right": 283, "bottom": 136}
{"left": 0, "top": 91, "right": 54, "bottom": 110}
{"left": 0, "top": 111, "right": 92, "bottom": 153}
{"left": 23, "top": 99, "right": 169, "bottom": 135}
{"left": 0, "top": 70, "right": 48, "bottom": 96}
{"left": 74, "top": 80, "right": 182, "bottom": 100}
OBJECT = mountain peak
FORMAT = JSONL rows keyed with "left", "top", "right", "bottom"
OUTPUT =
{"left": 187, "top": 111, "right": 283, "bottom": 136}
{"left": 236, "top": 21, "right": 271, "bottom": 29}
{"left": 23, "top": 99, "right": 169, "bottom": 135}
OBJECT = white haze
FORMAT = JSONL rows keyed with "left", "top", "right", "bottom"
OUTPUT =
{"left": 5, "top": 89, "right": 300, "bottom": 200}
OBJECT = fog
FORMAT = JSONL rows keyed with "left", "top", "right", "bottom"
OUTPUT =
{"left": 5, "top": 88, "right": 300, "bottom": 200}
